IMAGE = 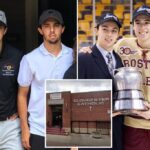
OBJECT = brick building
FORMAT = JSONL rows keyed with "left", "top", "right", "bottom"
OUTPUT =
{"left": 46, "top": 91, "right": 111, "bottom": 135}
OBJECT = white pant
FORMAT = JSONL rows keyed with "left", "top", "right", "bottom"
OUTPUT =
{"left": 0, "top": 118, "right": 24, "bottom": 150}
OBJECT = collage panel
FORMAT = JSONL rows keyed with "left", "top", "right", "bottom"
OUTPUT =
{"left": 0, "top": 0, "right": 76, "bottom": 150}
{"left": 1, "top": 0, "right": 150, "bottom": 150}
{"left": 45, "top": 79, "right": 112, "bottom": 148}
{"left": 78, "top": 0, "right": 150, "bottom": 150}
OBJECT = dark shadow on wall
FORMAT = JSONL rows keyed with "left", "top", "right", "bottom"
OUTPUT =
{"left": 38, "top": 0, "right": 77, "bottom": 48}
{"left": 0, "top": 0, "right": 76, "bottom": 52}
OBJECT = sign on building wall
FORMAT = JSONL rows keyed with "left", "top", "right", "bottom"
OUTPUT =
{"left": 48, "top": 99, "right": 64, "bottom": 105}
{"left": 50, "top": 93, "right": 62, "bottom": 99}
{"left": 73, "top": 97, "right": 110, "bottom": 106}
{"left": 48, "top": 93, "right": 64, "bottom": 105}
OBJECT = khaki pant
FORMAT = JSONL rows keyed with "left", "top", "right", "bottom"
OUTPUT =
{"left": 0, "top": 118, "right": 24, "bottom": 150}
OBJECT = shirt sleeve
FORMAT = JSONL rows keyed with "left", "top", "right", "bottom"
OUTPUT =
{"left": 17, "top": 55, "right": 33, "bottom": 87}
{"left": 113, "top": 38, "right": 124, "bottom": 53}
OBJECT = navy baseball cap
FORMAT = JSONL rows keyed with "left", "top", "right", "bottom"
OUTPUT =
{"left": 0, "top": 10, "right": 7, "bottom": 26}
{"left": 39, "top": 9, "right": 64, "bottom": 26}
{"left": 96, "top": 13, "right": 122, "bottom": 28}
{"left": 133, "top": 5, "right": 150, "bottom": 21}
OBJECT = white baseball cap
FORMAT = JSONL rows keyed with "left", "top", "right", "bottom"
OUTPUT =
{"left": 0, "top": 10, "right": 7, "bottom": 26}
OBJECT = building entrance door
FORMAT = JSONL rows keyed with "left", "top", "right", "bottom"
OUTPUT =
{"left": 52, "top": 105, "right": 62, "bottom": 127}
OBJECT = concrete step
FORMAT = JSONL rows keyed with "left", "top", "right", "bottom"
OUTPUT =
{"left": 46, "top": 127, "right": 67, "bottom": 135}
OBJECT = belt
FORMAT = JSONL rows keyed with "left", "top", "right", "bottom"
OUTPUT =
{"left": 0, "top": 113, "right": 18, "bottom": 121}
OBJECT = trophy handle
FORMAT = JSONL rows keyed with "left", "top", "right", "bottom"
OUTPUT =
{"left": 113, "top": 69, "right": 119, "bottom": 77}
{"left": 139, "top": 70, "right": 145, "bottom": 92}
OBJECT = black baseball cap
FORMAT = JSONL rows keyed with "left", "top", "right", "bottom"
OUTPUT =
{"left": 133, "top": 5, "right": 150, "bottom": 21}
{"left": 39, "top": 9, "right": 64, "bottom": 26}
{"left": 96, "top": 13, "right": 122, "bottom": 28}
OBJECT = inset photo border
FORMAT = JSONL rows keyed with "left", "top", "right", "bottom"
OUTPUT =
{"left": 45, "top": 79, "right": 112, "bottom": 148}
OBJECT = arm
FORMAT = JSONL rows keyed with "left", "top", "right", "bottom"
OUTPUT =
{"left": 18, "top": 86, "right": 31, "bottom": 150}
{"left": 132, "top": 101, "right": 150, "bottom": 119}
{"left": 71, "top": 147, "right": 78, "bottom": 150}
{"left": 112, "top": 111, "right": 122, "bottom": 117}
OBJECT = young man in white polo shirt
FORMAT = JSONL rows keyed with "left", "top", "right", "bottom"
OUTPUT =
{"left": 17, "top": 9, "right": 73, "bottom": 150}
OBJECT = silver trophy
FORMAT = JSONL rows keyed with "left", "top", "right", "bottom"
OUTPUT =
{"left": 113, "top": 67, "right": 147, "bottom": 114}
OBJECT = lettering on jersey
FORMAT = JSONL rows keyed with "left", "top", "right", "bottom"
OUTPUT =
{"left": 119, "top": 46, "right": 137, "bottom": 55}
{"left": 2, "top": 63, "right": 15, "bottom": 76}
{"left": 123, "top": 59, "right": 149, "bottom": 69}
{"left": 143, "top": 77, "right": 150, "bottom": 86}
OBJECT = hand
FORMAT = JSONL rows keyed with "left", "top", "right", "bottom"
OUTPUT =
{"left": 21, "top": 127, "right": 31, "bottom": 150}
{"left": 71, "top": 147, "right": 78, "bottom": 150}
{"left": 132, "top": 101, "right": 150, "bottom": 119}
{"left": 9, "top": 113, "right": 18, "bottom": 120}
{"left": 112, "top": 111, "right": 122, "bottom": 117}
{"left": 79, "top": 46, "right": 92, "bottom": 53}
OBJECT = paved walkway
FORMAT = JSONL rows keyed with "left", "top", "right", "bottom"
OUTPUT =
{"left": 46, "top": 133, "right": 111, "bottom": 147}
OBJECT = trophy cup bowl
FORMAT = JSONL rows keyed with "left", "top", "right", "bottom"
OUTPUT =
{"left": 113, "top": 67, "right": 147, "bottom": 114}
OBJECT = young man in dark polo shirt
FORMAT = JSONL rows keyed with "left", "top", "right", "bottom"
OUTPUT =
{"left": 0, "top": 10, "right": 24, "bottom": 149}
